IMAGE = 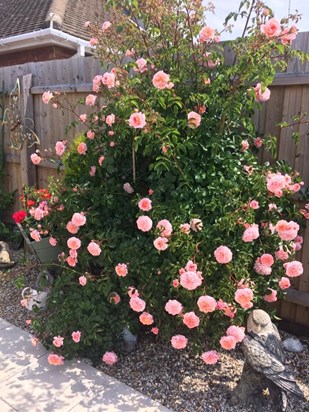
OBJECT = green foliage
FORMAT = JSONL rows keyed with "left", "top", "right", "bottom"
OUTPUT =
{"left": 28, "top": 0, "right": 308, "bottom": 363}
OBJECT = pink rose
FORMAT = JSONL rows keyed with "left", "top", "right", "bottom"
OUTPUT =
{"left": 261, "top": 18, "right": 281, "bottom": 38}
{"left": 165, "top": 299, "right": 183, "bottom": 316}
{"left": 199, "top": 26, "right": 215, "bottom": 42}
{"left": 254, "top": 137, "right": 263, "bottom": 148}
{"left": 89, "top": 162, "right": 99, "bottom": 177}
{"left": 139, "top": 312, "right": 154, "bottom": 325}
{"left": 197, "top": 295, "right": 217, "bottom": 313}
{"left": 134, "top": 58, "right": 148, "bottom": 73}
{"left": 183, "top": 311, "right": 200, "bottom": 329}
{"left": 30, "top": 153, "right": 42, "bottom": 165}
{"left": 283, "top": 261, "right": 303, "bottom": 277}
{"left": 115, "top": 263, "right": 128, "bottom": 277}
{"left": 55, "top": 141, "right": 66, "bottom": 156}
{"left": 129, "top": 296, "right": 146, "bottom": 312}
{"left": 102, "top": 72, "right": 116, "bottom": 88}
{"left": 138, "top": 198, "right": 152, "bottom": 211}
{"left": 156, "top": 219, "right": 173, "bottom": 237}
{"left": 128, "top": 112, "right": 146, "bottom": 128}
{"left": 123, "top": 183, "right": 134, "bottom": 193}
{"left": 97, "top": 156, "right": 105, "bottom": 166}
{"left": 254, "top": 83, "right": 271, "bottom": 102}
{"left": 89, "top": 37, "right": 98, "bottom": 46}
{"left": 66, "top": 256, "right": 77, "bottom": 267}
{"left": 185, "top": 260, "right": 197, "bottom": 272}
{"left": 102, "top": 351, "right": 118, "bottom": 365}
{"left": 151, "top": 327, "right": 159, "bottom": 335}
{"left": 79, "top": 114, "right": 87, "bottom": 123}
{"left": 202, "top": 350, "right": 219, "bottom": 365}
{"left": 180, "top": 223, "right": 190, "bottom": 234}
{"left": 275, "top": 220, "right": 299, "bottom": 241}
{"left": 263, "top": 288, "right": 277, "bottom": 303}
{"left": 109, "top": 292, "right": 121, "bottom": 304}
{"left": 71, "top": 331, "right": 81, "bottom": 343}
{"left": 85, "top": 94, "right": 97, "bottom": 106}
{"left": 214, "top": 245, "right": 233, "bottom": 264}
{"left": 254, "top": 259, "right": 272, "bottom": 276}
{"left": 92, "top": 75, "right": 102, "bottom": 92}
{"left": 87, "top": 130, "right": 95, "bottom": 140}
{"left": 48, "top": 353, "right": 64, "bottom": 366}
{"left": 249, "top": 200, "right": 259, "bottom": 209}
{"left": 234, "top": 288, "right": 254, "bottom": 309}
{"left": 260, "top": 254, "right": 274, "bottom": 266}
{"left": 79, "top": 275, "right": 87, "bottom": 286}
{"left": 241, "top": 140, "right": 249, "bottom": 151}
{"left": 278, "top": 277, "right": 291, "bottom": 290}
{"left": 102, "top": 21, "right": 112, "bottom": 32}
{"left": 42, "top": 91, "right": 54, "bottom": 104}
{"left": 49, "top": 237, "right": 57, "bottom": 246}
{"left": 66, "top": 221, "right": 79, "bottom": 234}
{"left": 152, "top": 70, "right": 173, "bottom": 89}
{"left": 77, "top": 142, "right": 87, "bottom": 155}
{"left": 106, "top": 114, "right": 115, "bottom": 126}
{"left": 136, "top": 216, "right": 153, "bottom": 232}
{"left": 187, "top": 111, "right": 201, "bottom": 129}
{"left": 220, "top": 335, "right": 236, "bottom": 350}
{"left": 275, "top": 248, "right": 289, "bottom": 261}
{"left": 242, "top": 224, "right": 259, "bottom": 242}
{"left": 71, "top": 212, "right": 86, "bottom": 227}
{"left": 280, "top": 26, "right": 297, "bottom": 45}
{"left": 30, "top": 229, "right": 41, "bottom": 241}
{"left": 87, "top": 241, "right": 102, "bottom": 256}
{"left": 53, "top": 335, "right": 64, "bottom": 348}
{"left": 153, "top": 237, "right": 169, "bottom": 251}
{"left": 226, "top": 325, "right": 245, "bottom": 343}
{"left": 67, "top": 237, "right": 81, "bottom": 250}
{"left": 171, "top": 335, "right": 188, "bottom": 349}
{"left": 190, "top": 218, "right": 203, "bottom": 232}
{"left": 180, "top": 271, "right": 202, "bottom": 290}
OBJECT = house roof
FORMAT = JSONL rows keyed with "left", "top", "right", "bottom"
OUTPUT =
{"left": 0, "top": 0, "right": 105, "bottom": 41}
{"left": 0, "top": 0, "right": 53, "bottom": 39}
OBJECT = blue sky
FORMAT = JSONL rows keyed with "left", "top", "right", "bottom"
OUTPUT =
{"left": 206, "top": 0, "right": 308, "bottom": 39}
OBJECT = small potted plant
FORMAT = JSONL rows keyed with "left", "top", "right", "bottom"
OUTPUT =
{"left": 12, "top": 185, "right": 61, "bottom": 266}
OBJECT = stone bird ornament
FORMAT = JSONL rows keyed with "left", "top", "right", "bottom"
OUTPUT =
{"left": 230, "top": 309, "right": 305, "bottom": 411}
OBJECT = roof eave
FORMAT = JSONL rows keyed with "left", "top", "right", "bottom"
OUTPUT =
{"left": 0, "top": 28, "right": 93, "bottom": 56}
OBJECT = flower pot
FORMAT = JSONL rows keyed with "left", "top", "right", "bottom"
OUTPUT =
{"left": 30, "top": 237, "right": 61, "bottom": 264}
{"left": 17, "top": 223, "right": 61, "bottom": 268}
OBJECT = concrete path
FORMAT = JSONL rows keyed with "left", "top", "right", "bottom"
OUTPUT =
{"left": 0, "top": 319, "right": 171, "bottom": 412}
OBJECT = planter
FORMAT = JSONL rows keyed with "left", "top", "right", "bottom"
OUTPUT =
{"left": 30, "top": 236, "right": 61, "bottom": 264}
{"left": 17, "top": 223, "right": 61, "bottom": 269}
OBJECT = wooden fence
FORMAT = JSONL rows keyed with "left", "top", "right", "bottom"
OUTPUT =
{"left": 0, "top": 33, "right": 309, "bottom": 329}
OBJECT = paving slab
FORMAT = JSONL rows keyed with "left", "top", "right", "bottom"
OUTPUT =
{"left": 0, "top": 323, "right": 46, "bottom": 383}
{"left": 0, "top": 399, "right": 17, "bottom": 412}
{"left": 0, "top": 319, "right": 171, "bottom": 412}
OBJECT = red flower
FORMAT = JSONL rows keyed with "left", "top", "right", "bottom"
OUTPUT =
{"left": 37, "top": 189, "right": 51, "bottom": 199}
{"left": 27, "top": 200, "right": 36, "bottom": 207}
{"left": 12, "top": 210, "right": 27, "bottom": 224}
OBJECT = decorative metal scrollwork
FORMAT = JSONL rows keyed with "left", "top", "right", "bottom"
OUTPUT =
{"left": 2, "top": 79, "right": 40, "bottom": 150}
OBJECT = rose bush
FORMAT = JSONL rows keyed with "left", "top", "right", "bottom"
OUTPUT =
{"left": 25, "top": 0, "right": 309, "bottom": 365}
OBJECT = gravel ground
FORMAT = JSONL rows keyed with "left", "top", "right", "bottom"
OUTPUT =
{"left": 1, "top": 246, "right": 308, "bottom": 412}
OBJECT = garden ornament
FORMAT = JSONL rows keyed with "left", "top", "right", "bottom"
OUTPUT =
{"left": 230, "top": 309, "right": 305, "bottom": 411}
{"left": 22, "top": 287, "right": 50, "bottom": 311}
{"left": 0, "top": 241, "right": 15, "bottom": 269}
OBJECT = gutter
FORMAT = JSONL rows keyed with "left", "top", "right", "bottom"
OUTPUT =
{"left": 0, "top": 28, "right": 93, "bottom": 57}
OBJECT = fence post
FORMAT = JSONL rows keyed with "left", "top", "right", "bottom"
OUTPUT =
{"left": 19, "top": 73, "right": 36, "bottom": 187}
